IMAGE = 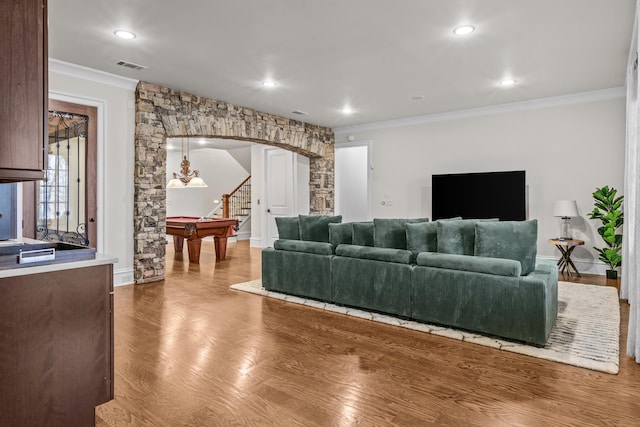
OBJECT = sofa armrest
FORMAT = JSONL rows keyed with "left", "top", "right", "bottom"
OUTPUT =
{"left": 274, "top": 239, "right": 334, "bottom": 255}
{"left": 415, "top": 252, "right": 522, "bottom": 277}
{"left": 336, "top": 244, "right": 415, "bottom": 264}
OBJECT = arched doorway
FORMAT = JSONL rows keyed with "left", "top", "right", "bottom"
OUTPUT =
{"left": 133, "top": 81, "right": 335, "bottom": 283}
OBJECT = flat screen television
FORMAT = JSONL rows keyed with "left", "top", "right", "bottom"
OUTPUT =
{"left": 432, "top": 170, "right": 526, "bottom": 221}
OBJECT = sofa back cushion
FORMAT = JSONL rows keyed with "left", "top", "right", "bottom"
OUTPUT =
{"left": 374, "top": 218, "right": 429, "bottom": 249}
{"left": 299, "top": 215, "right": 342, "bottom": 242}
{"left": 436, "top": 219, "right": 497, "bottom": 255}
{"left": 336, "top": 244, "right": 414, "bottom": 265}
{"left": 329, "top": 222, "right": 353, "bottom": 247}
{"left": 474, "top": 219, "right": 538, "bottom": 275}
{"left": 274, "top": 239, "right": 334, "bottom": 256}
{"left": 352, "top": 222, "right": 374, "bottom": 246}
{"left": 275, "top": 216, "right": 300, "bottom": 240}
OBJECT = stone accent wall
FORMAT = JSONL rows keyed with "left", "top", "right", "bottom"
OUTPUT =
{"left": 134, "top": 81, "right": 335, "bottom": 283}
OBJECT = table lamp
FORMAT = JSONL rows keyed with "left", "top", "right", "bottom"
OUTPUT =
{"left": 553, "top": 200, "right": 579, "bottom": 239}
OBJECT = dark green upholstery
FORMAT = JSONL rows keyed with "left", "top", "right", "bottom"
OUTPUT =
{"left": 352, "top": 222, "right": 374, "bottom": 246}
{"left": 262, "top": 247, "right": 333, "bottom": 301}
{"left": 332, "top": 256, "right": 413, "bottom": 317}
{"left": 261, "top": 217, "right": 558, "bottom": 346}
{"left": 474, "top": 220, "right": 538, "bottom": 275}
{"left": 416, "top": 252, "right": 521, "bottom": 277}
{"left": 411, "top": 263, "right": 557, "bottom": 346}
{"left": 329, "top": 223, "right": 353, "bottom": 247}
{"left": 274, "top": 239, "right": 334, "bottom": 256}
{"left": 299, "top": 215, "right": 342, "bottom": 242}
{"left": 373, "top": 218, "right": 429, "bottom": 249}
{"left": 275, "top": 216, "right": 300, "bottom": 240}
{"left": 336, "top": 244, "right": 414, "bottom": 264}
{"left": 406, "top": 222, "right": 438, "bottom": 254}
{"left": 436, "top": 219, "right": 497, "bottom": 255}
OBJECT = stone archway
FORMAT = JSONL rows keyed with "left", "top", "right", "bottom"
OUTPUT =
{"left": 134, "top": 81, "right": 335, "bottom": 283}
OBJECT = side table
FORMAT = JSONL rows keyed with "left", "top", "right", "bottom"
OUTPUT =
{"left": 548, "top": 238, "right": 585, "bottom": 277}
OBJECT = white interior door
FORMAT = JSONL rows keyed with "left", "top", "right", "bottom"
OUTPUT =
{"left": 335, "top": 141, "right": 371, "bottom": 222}
{"left": 265, "top": 148, "right": 294, "bottom": 246}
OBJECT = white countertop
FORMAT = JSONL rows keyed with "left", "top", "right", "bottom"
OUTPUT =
{"left": 0, "top": 253, "right": 119, "bottom": 279}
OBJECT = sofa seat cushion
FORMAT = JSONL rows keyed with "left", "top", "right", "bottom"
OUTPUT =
{"left": 474, "top": 219, "right": 538, "bottom": 275}
{"left": 436, "top": 219, "right": 497, "bottom": 255}
{"left": 299, "top": 215, "right": 342, "bottom": 242}
{"left": 416, "top": 252, "right": 522, "bottom": 277}
{"left": 274, "top": 239, "right": 334, "bottom": 255}
{"left": 336, "top": 244, "right": 415, "bottom": 264}
{"left": 374, "top": 218, "right": 429, "bottom": 249}
{"left": 352, "top": 222, "right": 374, "bottom": 246}
{"left": 275, "top": 216, "right": 300, "bottom": 240}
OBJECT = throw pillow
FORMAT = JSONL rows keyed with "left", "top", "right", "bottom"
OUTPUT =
{"left": 298, "top": 215, "right": 342, "bottom": 242}
{"left": 329, "top": 222, "right": 353, "bottom": 247}
{"left": 275, "top": 216, "right": 300, "bottom": 240}
{"left": 352, "top": 222, "right": 374, "bottom": 246}
{"left": 406, "top": 217, "right": 462, "bottom": 254}
{"left": 406, "top": 222, "right": 438, "bottom": 254}
{"left": 436, "top": 219, "right": 497, "bottom": 255}
{"left": 373, "top": 218, "right": 429, "bottom": 249}
{"left": 474, "top": 219, "right": 538, "bottom": 276}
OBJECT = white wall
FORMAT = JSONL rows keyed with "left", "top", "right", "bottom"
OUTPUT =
{"left": 49, "top": 61, "right": 137, "bottom": 285}
{"left": 166, "top": 146, "right": 249, "bottom": 217}
{"left": 334, "top": 94, "right": 626, "bottom": 274}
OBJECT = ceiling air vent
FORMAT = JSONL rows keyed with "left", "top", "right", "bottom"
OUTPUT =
{"left": 116, "top": 60, "right": 147, "bottom": 70}
{"left": 291, "top": 110, "right": 308, "bottom": 115}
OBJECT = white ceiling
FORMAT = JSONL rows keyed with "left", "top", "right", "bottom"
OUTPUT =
{"left": 49, "top": 0, "right": 636, "bottom": 129}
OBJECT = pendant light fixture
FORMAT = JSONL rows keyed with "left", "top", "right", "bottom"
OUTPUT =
{"left": 167, "top": 138, "right": 208, "bottom": 188}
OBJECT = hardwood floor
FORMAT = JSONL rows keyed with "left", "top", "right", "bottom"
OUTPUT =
{"left": 96, "top": 241, "right": 640, "bottom": 426}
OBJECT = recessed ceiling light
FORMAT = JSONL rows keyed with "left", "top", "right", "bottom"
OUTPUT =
{"left": 114, "top": 29, "right": 136, "bottom": 40}
{"left": 499, "top": 79, "right": 517, "bottom": 87}
{"left": 262, "top": 80, "right": 277, "bottom": 88}
{"left": 199, "top": 139, "right": 206, "bottom": 145}
{"left": 411, "top": 95, "right": 425, "bottom": 101}
{"left": 453, "top": 25, "right": 475, "bottom": 36}
{"left": 341, "top": 107, "right": 354, "bottom": 115}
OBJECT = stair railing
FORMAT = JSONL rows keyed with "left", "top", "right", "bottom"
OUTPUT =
{"left": 222, "top": 175, "right": 251, "bottom": 223}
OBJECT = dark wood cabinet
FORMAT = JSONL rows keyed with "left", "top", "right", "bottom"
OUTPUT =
{"left": 0, "top": 0, "right": 47, "bottom": 182}
{"left": 0, "top": 263, "right": 114, "bottom": 426}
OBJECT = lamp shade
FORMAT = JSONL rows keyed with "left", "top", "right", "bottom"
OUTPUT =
{"left": 553, "top": 200, "right": 579, "bottom": 218}
{"left": 167, "top": 177, "right": 184, "bottom": 188}
{"left": 186, "top": 176, "right": 208, "bottom": 188}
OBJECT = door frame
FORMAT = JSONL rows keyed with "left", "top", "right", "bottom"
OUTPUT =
{"left": 23, "top": 92, "right": 105, "bottom": 252}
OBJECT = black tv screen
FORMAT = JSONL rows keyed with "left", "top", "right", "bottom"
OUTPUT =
{"left": 432, "top": 170, "right": 526, "bottom": 221}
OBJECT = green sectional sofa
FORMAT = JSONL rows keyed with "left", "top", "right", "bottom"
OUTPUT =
{"left": 261, "top": 215, "right": 558, "bottom": 346}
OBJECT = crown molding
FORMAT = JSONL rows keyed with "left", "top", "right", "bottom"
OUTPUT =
{"left": 49, "top": 58, "right": 139, "bottom": 91}
{"left": 333, "top": 87, "right": 626, "bottom": 136}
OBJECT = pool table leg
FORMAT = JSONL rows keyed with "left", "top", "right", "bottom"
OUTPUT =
{"left": 173, "top": 236, "right": 184, "bottom": 252}
{"left": 214, "top": 237, "right": 228, "bottom": 261}
{"left": 186, "top": 239, "right": 202, "bottom": 264}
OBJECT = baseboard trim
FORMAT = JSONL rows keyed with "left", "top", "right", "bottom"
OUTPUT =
{"left": 114, "top": 268, "right": 135, "bottom": 287}
{"left": 538, "top": 255, "right": 612, "bottom": 276}
{"left": 250, "top": 237, "right": 264, "bottom": 248}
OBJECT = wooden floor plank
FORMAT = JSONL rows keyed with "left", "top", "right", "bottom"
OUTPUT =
{"left": 96, "top": 241, "right": 640, "bottom": 426}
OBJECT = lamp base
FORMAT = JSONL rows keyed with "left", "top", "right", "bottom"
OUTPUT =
{"left": 560, "top": 217, "right": 572, "bottom": 239}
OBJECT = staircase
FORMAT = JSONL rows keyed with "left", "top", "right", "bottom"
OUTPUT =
{"left": 204, "top": 176, "right": 251, "bottom": 238}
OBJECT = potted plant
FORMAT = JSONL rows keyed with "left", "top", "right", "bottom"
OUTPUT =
{"left": 587, "top": 186, "right": 624, "bottom": 279}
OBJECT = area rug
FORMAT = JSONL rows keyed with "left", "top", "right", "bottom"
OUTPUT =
{"left": 231, "top": 280, "right": 620, "bottom": 374}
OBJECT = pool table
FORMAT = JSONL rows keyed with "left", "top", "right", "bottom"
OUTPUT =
{"left": 166, "top": 216, "right": 239, "bottom": 263}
